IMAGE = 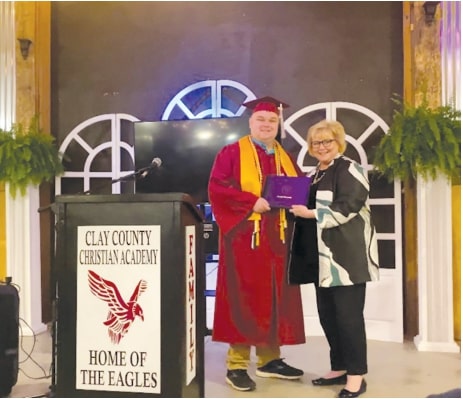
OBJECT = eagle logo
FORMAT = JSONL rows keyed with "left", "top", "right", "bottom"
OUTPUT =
{"left": 88, "top": 270, "right": 148, "bottom": 344}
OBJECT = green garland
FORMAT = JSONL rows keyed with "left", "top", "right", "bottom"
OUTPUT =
{"left": 0, "top": 118, "right": 64, "bottom": 197}
{"left": 373, "top": 99, "right": 461, "bottom": 183}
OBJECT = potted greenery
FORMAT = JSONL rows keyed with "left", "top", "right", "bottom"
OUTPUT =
{"left": 373, "top": 98, "right": 461, "bottom": 184}
{"left": 0, "top": 117, "right": 64, "bottom": 197}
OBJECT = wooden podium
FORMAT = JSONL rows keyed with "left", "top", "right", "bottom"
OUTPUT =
{"left": 51, "top": 193, "right": 205, "bottom": 397}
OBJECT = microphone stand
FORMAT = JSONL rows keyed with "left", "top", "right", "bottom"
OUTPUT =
{"left": 81, "top": 161, "right": 158, "bottom": 195}
{"left": 111, "top": 165, "right": 151, "bottom": 184}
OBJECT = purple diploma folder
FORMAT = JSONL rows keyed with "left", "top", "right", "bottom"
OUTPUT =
{"left": 262, "top": 175, "right": 311, "bottom": 208}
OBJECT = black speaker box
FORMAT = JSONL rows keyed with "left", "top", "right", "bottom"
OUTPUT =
{"left": 200, "top": 203, "right": 219, "bottom": 255}
{"left": 0, "top": 282, "right": 19, "bottom": 397}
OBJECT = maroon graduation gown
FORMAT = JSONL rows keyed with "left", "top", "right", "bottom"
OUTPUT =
{"left": 208, "top": 141, "right": 305, "bottom": 346}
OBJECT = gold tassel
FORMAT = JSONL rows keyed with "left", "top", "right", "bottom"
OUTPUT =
{"left": 279, "top": 208, "right": 287, "bottom": 243}
{"left": 252, "top": 219, "right": 261, "bottom": 249}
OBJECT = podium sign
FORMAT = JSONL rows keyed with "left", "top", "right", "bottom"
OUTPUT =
{"left": 53, "top": 194, "right": 205, "bottom": 398}
{"left": 76, "top": 225, "right": 162, "bottom": 394}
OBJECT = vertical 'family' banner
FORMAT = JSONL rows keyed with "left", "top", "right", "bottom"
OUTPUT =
{"left": 76, "top": 225, "right": 161, "bottom": 394}
{"left": 185, "top": 225, "right": 196, "bottom": 385}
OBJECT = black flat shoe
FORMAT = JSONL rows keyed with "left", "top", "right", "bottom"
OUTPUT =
{"left": 312, "top": 373, "right": 347, "bottom": 386}
{"left": 338, "top": 379, "right": 367, "bottom": 398}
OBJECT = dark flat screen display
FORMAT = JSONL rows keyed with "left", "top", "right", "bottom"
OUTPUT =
{"left": 134, "top": 117, "right": 250, "bottom": 204}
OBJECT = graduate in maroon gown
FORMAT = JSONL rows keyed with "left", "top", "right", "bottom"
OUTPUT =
{"left": 208, "top": 97, "right": 306, "bottom": 392}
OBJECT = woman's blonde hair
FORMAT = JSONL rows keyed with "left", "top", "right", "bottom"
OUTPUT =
{"left": 306, "top": 119, "right": 347, "bottom": 157}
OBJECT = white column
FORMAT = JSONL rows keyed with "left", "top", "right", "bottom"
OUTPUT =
{"left": 414, "top": 174, "right": 459, "bottom": 352}
{"left": 6, "top": 185, "right": 47, "bottom": 335}
{"left": 1, "top": 2, "right": 46, "bottom": 336}
{"left": 0, "top": 2, "right": 16, "bottom": 129}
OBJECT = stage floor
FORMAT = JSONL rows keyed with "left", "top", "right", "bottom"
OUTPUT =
{"left": 11, "top": 330, "right": 461, "bottom": 398}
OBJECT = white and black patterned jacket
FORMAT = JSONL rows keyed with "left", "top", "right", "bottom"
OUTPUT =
{"left": 289, "top": 155, "right": 380, "bottom": 287}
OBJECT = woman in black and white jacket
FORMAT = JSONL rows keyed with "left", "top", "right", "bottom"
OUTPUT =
{"left": 289, "top": 119, "right": 379, "bottom": 399}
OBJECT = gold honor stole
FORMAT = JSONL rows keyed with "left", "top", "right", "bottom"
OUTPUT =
{"left": 239, "top": 136, "right": 297, "bottom": 248}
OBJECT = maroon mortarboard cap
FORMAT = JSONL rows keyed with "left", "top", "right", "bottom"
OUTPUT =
{"left": 243, "top": 96, "right": 289, "bottom": 115}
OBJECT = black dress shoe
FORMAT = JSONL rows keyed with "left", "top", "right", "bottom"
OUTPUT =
{"left": 338, "top": 379, "right": 367, "bottom": 398}
{"left": 312, "top": 373, "right": 347, "bottom": 386}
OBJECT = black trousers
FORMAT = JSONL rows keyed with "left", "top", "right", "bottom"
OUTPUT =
{"left": 315, "top": 283, "right": 367, "bottom": 375}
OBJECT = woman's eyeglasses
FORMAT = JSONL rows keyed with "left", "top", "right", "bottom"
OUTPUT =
{"left": 311, "top": 139, "right": 335, "bottom": 148}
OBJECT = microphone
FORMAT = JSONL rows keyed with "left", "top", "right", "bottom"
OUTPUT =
{"left": 152, "top": 157, "right": 162, "bottom": 168}
{"left": 140, "top": 157, "right": 162, "bottom": 178}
